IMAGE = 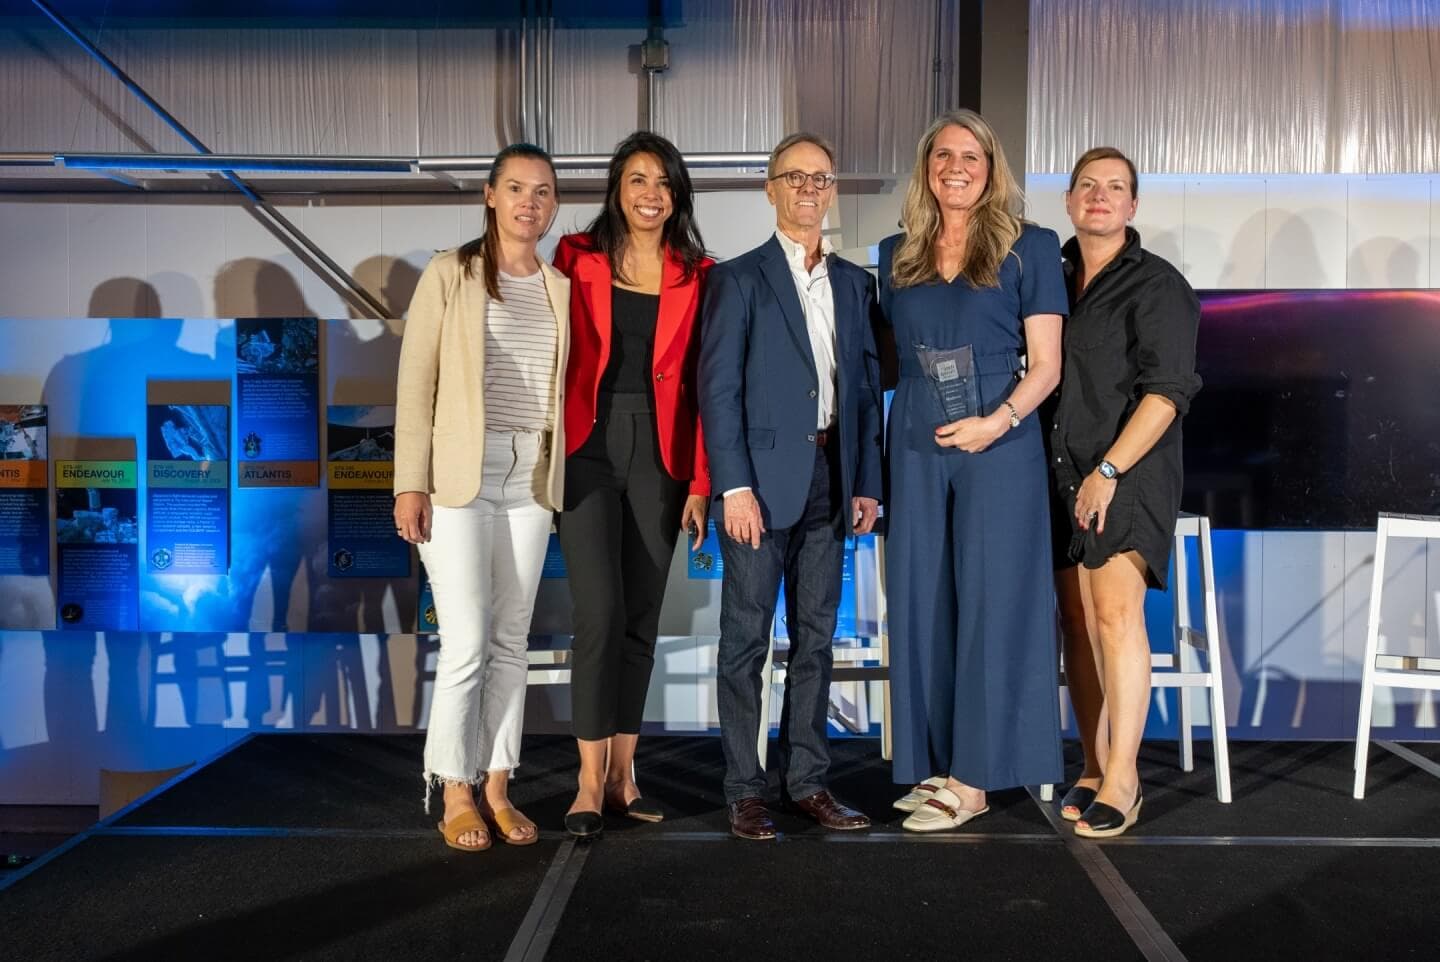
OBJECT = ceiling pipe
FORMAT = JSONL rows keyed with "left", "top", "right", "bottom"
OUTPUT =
{"left": 3, "top": 151, "right": 772, "bottom": 174}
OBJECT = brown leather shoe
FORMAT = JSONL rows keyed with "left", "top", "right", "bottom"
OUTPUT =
{"left": 786, "top": 789, "right": 871, "bottom": 830}
{"left": 727, "top": 797, "right": 777, "bottom": 840}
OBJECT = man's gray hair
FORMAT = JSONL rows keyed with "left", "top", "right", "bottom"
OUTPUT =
{"left": 766, "top": 132, "right": 838, "bottom": 179}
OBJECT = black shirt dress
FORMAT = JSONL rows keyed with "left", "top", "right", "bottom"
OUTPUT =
{"left": 1048, "top": 228, "right": 1202, "bottom": 589}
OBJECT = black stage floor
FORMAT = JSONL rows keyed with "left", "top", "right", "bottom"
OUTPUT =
{"left": 3, "top": 735, "right": 1439, "bottom": 961}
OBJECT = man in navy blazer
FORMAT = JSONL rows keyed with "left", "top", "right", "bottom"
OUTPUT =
{"left": 698, "top": 132, "right": 884, "bottom": 840}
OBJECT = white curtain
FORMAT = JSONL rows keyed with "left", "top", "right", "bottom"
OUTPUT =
{"left": 1028, "top": 0, "right": 1440, "bottom": 174}
{"left": 0, "top": 2, "right": 942, "bottom": 174}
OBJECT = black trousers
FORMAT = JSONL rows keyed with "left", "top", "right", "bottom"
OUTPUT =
{"left": 557, "top": 392, "right": 686, "bottom": 740}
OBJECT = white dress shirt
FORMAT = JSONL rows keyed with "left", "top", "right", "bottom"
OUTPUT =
{"left": 773, "top": 229, "right": 837, "bottom": 431}
{"left": 724, "top": 230, "right": 838, "bottom": 500}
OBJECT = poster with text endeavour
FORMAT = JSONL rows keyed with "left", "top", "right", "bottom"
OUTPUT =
{"left": 327, "top": 405, "right": 408, "bottom": 578}
{"left": 235, "top": 317, "right": 320, "bottom": 487}
{"left": 0, "top": 404, "right": 49, "bottom": 575}
{"left": 56, "top": 458, "right": 139, "bottom": 629}
{"left": 146, "top": 403, "right": 229, "bottom": 574}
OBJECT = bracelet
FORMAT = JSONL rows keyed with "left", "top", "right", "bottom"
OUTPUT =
{"left": 1002, "top": 400, "right": 1021, "bottom": 429}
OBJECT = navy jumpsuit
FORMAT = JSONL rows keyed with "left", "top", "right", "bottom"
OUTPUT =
{"left": 879, "top": 225, "right": 1068, "bottom": 790}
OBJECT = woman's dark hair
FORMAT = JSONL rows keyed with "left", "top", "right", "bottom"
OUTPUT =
{"left": 584, "top": 131, "right": 707, "bottom": 285}
{"left": 457, "top": 142, "right": 557, "bottom": 300}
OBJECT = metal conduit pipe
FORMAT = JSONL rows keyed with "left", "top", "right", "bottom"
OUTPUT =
{"left": 2, "top": 152, "right": 772, "bottom": 173}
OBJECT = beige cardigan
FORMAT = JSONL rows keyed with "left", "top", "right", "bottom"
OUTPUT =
{"left": 394, "top": 248, "right": 571, "bottom": 509}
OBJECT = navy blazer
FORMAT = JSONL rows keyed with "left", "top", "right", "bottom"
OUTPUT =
{"left": 698, "top": 235, "right": 884, "bottom": 532}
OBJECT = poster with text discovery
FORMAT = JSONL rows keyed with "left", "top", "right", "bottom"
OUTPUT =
{"left": 235, "top": 317, "right": 320, "bottom": 487}
{"left": 146, "top": 403, "right": 229, "bottom": 574}
{"left": 56, "top": 458, "right": 139, "bottom": 630}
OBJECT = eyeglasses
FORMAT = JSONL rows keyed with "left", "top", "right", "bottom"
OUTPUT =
{"left": 768, "top": 170, "right": 837, "bottom": 191}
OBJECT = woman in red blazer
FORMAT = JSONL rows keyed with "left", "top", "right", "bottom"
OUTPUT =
{"left": 552, "top": 131, "right": 713, "bottom": 837}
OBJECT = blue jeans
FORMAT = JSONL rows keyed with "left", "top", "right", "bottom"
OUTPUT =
{"left": 717, "top": 444, "right": 844, "bottom": 804}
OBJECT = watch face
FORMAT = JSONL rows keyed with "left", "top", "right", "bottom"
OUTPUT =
{"left": 1099, "top": 461, "right": 1116, "bottom": 479}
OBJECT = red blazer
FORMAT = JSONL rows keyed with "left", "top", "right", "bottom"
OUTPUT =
{"left": 553, "top": 233, "right": 714, "bottom": 496}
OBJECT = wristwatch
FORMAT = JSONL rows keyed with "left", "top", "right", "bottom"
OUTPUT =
{"left": 1097, "top": 459, "right": 1122, "bottom": 481}
{"left": 1002, "top": 400, "right": 1020, "bottom": 429}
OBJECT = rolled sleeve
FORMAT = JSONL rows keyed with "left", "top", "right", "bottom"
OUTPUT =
{"left": 1133, "top": 273, "right": 1203, "bottom": 416}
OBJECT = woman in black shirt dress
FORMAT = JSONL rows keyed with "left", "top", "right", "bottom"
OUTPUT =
{"left": 1049, "top": 148, "right": 1201, "bottom": 838}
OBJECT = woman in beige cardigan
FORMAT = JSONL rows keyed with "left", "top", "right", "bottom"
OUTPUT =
{"left": 393, "top": 143, "right": 570, "bottom": 852}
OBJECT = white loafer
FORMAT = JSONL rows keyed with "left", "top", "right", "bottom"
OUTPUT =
{"left": 892, "top": 775, "right": 948, "bottom": 813}
{"left": 901, "top": 786, "right": 989, "bottom": 833}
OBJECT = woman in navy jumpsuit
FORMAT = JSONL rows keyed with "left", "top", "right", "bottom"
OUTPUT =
{"left": 879, "top": 110, "right": 1067, "bottom": 831}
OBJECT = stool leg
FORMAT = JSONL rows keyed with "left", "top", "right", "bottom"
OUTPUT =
{"left": 757, "top": 618, "right": 775, "bottom": 770}
{"left": 877, "top": 537, "right": 893, "bottom": 762}
{"left": 1200, "top": 517, "right": 1232, "bottom": 803}
{"left": 1175, "top": 532, "right": 1195, "bottom": 773}
{"left": 1353, "top": 520, "right": 1390, "bottom": 799}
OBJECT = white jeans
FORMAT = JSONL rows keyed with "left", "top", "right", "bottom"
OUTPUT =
{"left": 420, "top": 429, "right": 552, "bottom": 810}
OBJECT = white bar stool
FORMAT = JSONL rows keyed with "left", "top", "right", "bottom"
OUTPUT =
{"left": 1352, "top": 512, "right": 1440, "bottom": 799}
{"left": 1042, "top": 512, "right": 1232, "bottom": 804}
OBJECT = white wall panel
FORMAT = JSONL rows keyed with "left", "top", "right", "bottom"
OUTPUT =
{"left": 0, "top": 202, "right": 69, "bottom": 318}
{"left": 1182, "top": 179, "right": 1267, "bottom": 289}
{"left": 298, "top": 198, "right": 384, "bottom": 321}
{"left": 1264, "top": 177, "right": 1348, "bottom": 289}
{"left": 219, "top": 202, "right": 313, "bottom": 317}
{"left": 694, "top": 190, "right": 777, "bottom": 261}
{"left": 377, "top": 196, "right": 468, "bottom": 317}
{"left": 146, "top": 202, "right": 227, "bottom": 320}
{"left": 1022, "top": 174, "right": 1069, "bottom": 239}
{"left": 66, "top": 200, "right": 149, "bottom": 319}
{"left": 1346, "top": 178, "right": 1432, "bottom": 288}
{"left": 1132, "top": 177, "right": 1186, "bottom": 269}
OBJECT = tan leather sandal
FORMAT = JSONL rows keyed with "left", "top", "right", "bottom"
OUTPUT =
{"left": 437, "top": 810, "right": 491, "bottom": 852}
{"left": 486, "top": 806, "right": 540, "bottom": 847}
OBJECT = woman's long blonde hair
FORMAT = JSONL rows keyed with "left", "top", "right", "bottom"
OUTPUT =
{"left": 890, "top": 109, "right": 1023, "bottom": 290}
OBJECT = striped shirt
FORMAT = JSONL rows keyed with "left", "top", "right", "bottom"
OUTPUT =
{"left": 483, "top": 270, "right": 558, "bottom": 432}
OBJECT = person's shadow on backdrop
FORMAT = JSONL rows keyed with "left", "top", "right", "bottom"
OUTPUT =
{"left": 36, "top": 276, "right": 230, "bottom": 771}
{"left": 304, "top": 255, "right": 423, "bottom": 729}
{"left": 207, "top": 258, "right": 325, "bottom": 728}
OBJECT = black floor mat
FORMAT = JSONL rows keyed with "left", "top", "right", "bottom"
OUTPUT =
{"left": 0, "top": 835, "right": 559, "bottom": 962}
{"left": 115, "top": 734, "right": 1053, "bottom": 836}
{"left": 1106, "top": 843, "right": 1440, "bottom": 962}
{"left": 550, "top": 837, "right": 1141, "bottom": 962}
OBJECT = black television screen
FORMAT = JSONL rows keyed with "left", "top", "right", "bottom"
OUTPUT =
{"left": 1181, "top": 290, "right": 1440, "bottom": 529}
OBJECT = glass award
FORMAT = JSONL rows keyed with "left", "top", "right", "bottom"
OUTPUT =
{"left": 914, "top": 343, "right": 979, "bottom": 421}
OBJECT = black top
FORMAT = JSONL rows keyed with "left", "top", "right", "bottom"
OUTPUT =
{"left": 600, "top": 286, "right": 660, "bottom": 395}
{"left": 1046, "top": 228, "right": 1202, "bottom": 588}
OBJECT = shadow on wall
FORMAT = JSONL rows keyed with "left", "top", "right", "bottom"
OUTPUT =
{"left": 32, "top": 275, "right": 220, "bottom": 797}
{"left": 315, "top": 255, "right": 420, "bottom": 637}
{"left": 1347, "top": 237, "right": 1423, "bottom": 287}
